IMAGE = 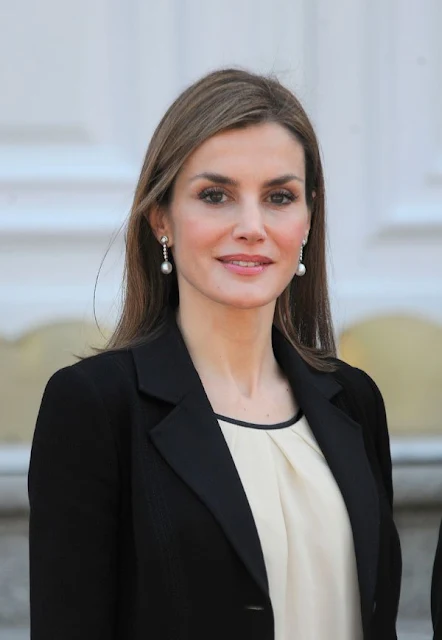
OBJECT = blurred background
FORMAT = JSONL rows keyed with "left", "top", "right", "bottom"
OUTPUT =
{"left": 0, "top": 0, "right": 441, "bottom": 638}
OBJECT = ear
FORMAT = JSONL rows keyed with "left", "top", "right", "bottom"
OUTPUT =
{"left": 149, "top": 205, "right": 173, "bottom": 245}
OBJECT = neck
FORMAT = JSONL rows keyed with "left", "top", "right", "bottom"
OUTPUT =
{"left": 176, "top": 294, "right": 279, "bottom": 397}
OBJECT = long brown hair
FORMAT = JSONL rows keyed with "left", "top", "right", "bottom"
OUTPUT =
{"left": 106, "top": 68, "right": 336, "bottom": 370}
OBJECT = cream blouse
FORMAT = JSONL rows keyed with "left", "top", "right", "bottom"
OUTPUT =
{"left": 217, "top": 412, "right": 363, "bottom": 640}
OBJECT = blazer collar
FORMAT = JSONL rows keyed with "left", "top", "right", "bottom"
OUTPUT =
{"left": 132, "top": 316, "right": 379, "bottom": 634}
{"left": 133, "top": 317, "right": 199, "bottom": 404}
{"left": 133, "top": 315, "right": 342, "bottom": 405}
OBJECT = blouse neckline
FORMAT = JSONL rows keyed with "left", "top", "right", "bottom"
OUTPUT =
{"left": 215, "top": 407, "right": 303, "bottom": 430}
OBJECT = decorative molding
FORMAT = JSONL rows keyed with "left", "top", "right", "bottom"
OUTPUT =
{"left": 367, "top": 0, "right": 442, "bottom": 240}
{"left": 0, "top": 0, "right": 143, "bottom": 187}
{"left": 369, "top": 203, "right": 442, "bottom": 239}
{"left": 0, "top": 211, "right": 126, "bottom": 239}
{"left": 0, "top": 0, "right": 153, "bottom": 250}
{"left": 169, "top": 0, "right": 315, "bottom": 100}
{"left": 0, "top": 146, "right": 139, "bottom": 188}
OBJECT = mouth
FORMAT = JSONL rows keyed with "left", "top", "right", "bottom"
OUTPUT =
{"left": 217, "top": 255, "right": 273, "bottom": 275}
{"left": 218, "top": 255, "right": 273, "bottom": 266}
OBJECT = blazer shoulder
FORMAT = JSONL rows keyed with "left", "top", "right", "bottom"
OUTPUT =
{"left": 327, "top": 357, "right": 386, "bottom": 418}
{"left": 44, "top": 348, "right": 137, "bottom": 411}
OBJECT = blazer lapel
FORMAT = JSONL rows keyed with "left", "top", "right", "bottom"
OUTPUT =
{"left": 273, "top": 329, "right": 380, "bottom": 633}
{"left": 132, "top": 319, "right": 269, "bottom": 597}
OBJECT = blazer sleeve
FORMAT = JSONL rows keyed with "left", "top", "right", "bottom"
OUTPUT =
{"left": 28, "top": 365, "right": 120, "bottom": 639}
{"left": 361, "top": 370, "right": 394, "bottom": 508}
{"left": 337, "top": 364, "right": 395, "bottom": 508}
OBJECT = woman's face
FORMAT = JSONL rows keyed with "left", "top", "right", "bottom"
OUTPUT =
{"left": 158, "top": 122, "right": 311, "bottom": 311}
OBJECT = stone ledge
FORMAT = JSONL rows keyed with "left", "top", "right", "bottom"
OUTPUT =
{"left": 394, "top": 465, "right": 442, "bottom": 508}
{"left": 0, "top": 477, "right": 28, "bottom": 516}
{"left": 392, "top": 437, "right": 442, "bottom": 465}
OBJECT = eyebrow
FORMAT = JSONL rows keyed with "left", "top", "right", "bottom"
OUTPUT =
{"left": 188, "top": 172, "right": 304, "bottom": 186}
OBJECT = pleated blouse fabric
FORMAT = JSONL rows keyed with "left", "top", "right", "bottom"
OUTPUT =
{"left": 217, "top": 412, "right": 363, "bottom": 640}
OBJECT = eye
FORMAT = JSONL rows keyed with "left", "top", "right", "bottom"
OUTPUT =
{"left": 198, "top": 187, "right": 228, "bottom": 205}
{"left": 268, "top": 190, "right": 297, "bottom": 205}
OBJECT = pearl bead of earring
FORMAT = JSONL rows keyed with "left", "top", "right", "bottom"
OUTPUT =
{"left": 296, "top": 263, "right": 306, "bottom": 277}
{"left": 161, "top": 261, "right": 173, "bottom": 275}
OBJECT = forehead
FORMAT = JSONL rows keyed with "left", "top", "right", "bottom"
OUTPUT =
{"left": 180, "top": 122, "right": 306, "bottom": 180}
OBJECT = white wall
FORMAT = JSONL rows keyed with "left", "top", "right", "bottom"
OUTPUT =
{"left": 1, "top": 0, "right": 441, "bottom": 340}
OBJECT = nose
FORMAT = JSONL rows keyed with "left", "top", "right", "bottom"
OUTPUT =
{"left": 232, "top": 202, "right": 267, "bottom": 243}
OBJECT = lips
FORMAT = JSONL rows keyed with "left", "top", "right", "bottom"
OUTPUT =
{"left": 217, "top": 254, "right": 274, "bottom": 276}
{"left": 218, "top": 255, "right": 273, "bottom": 265}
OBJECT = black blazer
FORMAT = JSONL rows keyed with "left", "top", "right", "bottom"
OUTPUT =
{"left": 28, "top": 318, "right": 402, "bottom": 640}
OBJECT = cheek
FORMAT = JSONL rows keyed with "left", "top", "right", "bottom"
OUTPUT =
{"left": 275, "top": 218, "right": 307, "bottom": 259}
{"left": 172, "top": 211, "right": 222, "bottom": 255}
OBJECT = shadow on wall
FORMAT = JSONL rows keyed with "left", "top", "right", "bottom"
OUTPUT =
{"left": 339, "top": 315, "right": 442, "bottom": 436}
{"left": 0, "top": 315, "right": 442, "bottom": 442}
{"left": 0, "top": 322, "right": 110, "bottom": 443}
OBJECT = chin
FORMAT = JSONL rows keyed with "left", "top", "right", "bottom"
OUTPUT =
{"left": 212, "top": 292, "right": 276, "bottom": 310}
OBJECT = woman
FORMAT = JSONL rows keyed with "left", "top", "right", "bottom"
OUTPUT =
{"left": 28, "top": 68, "right": 401, "bottom": 639}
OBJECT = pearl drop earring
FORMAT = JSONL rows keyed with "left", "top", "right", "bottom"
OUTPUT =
{"left": 296, "top": 240, "right": 307, "bottom": 277}
{"left": 160, "top": 235, "right": 173, "bottom": 275}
